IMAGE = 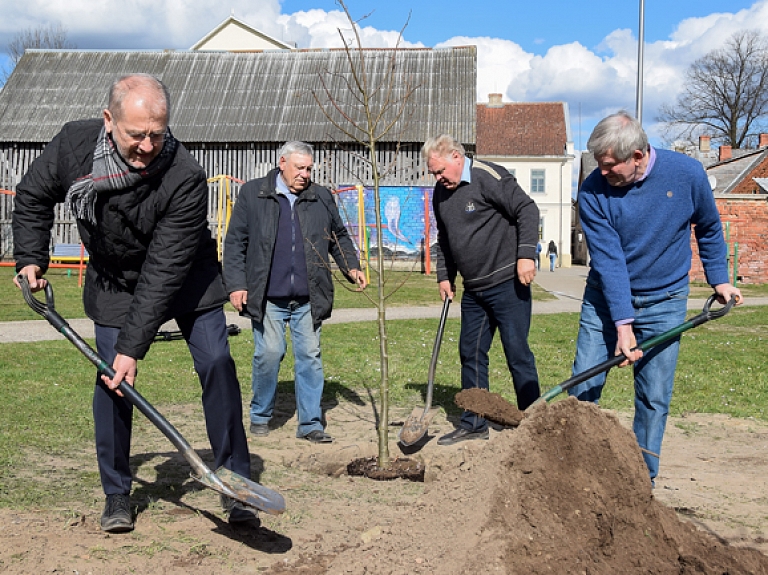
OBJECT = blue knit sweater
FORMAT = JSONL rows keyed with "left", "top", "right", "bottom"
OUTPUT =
{"left": 579, "top": 148, "right": 729, "bottom": 323}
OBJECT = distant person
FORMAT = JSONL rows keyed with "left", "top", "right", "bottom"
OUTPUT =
{"left": 224, "top": 141, "right": 366, "bottom": 444}
{"left": 422, "top": 134, "right": 541, "bottom": 446}
{"left": 546, "top": 240, "right": 557, "bottom": 272}
{"left": 536, "top": 240, "right": 543, "bottom": 271}
{"left": 568, "top": 111, "right": 742, "bottom": 484}
{"left": 12, "top": 74, "right": 255, "bottom": 532}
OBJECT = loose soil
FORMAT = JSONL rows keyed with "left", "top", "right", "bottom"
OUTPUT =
{"left": 2, "top": 395, "right": 768, "bottom": 574}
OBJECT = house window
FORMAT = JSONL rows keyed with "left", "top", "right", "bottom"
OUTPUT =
{"left": 531, "top": 170, "right": 545, "bottom": 193}
{"left": 507, "top": 168, "right": 516, "bottom": 178}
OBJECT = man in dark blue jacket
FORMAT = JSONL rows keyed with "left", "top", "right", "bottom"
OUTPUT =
{"left": 224, "top": 141, "right": 366, "bottom": 444}
{"left": 13, "top": 74, "right": 254, "bottom": 532}
{"left": 422, "top": 134, "right": 541, "bottom": 446}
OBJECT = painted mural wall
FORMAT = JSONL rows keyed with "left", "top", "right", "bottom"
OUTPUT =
{"left": 335, "top": 186, "right": 436, "bottom": 258}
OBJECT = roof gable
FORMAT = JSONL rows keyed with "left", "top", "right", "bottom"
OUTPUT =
{"left": 706, "top": 148, "right": 768, "bottom": 194}
{"left": 0, "top": 48, "right": 476, "bottom": 145}
{"left": 191, "top": 15, "right": 295, "bottom": 51}
{"left": 476, "top": 101, "right": 568, "bottom": 156}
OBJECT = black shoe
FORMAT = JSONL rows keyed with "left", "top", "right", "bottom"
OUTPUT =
{"left": 220, "top": 495, "right": 259, "bottom": 525}
{"left": 100, "top": 494, "right": 134, "bottom": 533}
{"left": 437, "top": 427, "right": 489, "bottom": 446}
{"left": 250, "top": 423, "right": 269, "bottom": 436}
{"left": 302, "top": 430, "right": 334, "bottom": 443}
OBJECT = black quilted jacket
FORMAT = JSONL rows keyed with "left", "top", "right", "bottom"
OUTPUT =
{"left": 13, "top": 119, "right": 227, "bottom": 359}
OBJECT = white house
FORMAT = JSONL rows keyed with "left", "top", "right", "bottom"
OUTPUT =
{"left": 475, "top": 95, "right": 575, "bottom": 267}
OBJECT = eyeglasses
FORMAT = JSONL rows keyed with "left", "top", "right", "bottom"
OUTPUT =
{"left": 114, "top": 122, "right": 166, "bottom": 145}
{"left": 123, "top": 130, "right": 166, "bottom": 144}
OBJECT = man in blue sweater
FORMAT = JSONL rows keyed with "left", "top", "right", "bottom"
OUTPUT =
{"left": 423, "top": 134, "right": 541, "bottom": 446}
{"left": 569, "top": 111, "right": 742, "bottom": 484}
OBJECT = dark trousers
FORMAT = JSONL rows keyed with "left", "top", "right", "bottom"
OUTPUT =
{"left": 93, "top": 307, "right": 250, "bottom": 495}
{"left": 459, "top": 278, "right": 540, "bottom": 431}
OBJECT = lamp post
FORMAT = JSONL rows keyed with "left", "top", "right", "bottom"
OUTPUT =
{"left": 636, "top": 0, "right": 645, "bottom": 123}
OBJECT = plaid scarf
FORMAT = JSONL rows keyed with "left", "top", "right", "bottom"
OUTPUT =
{"left": 66, "top": 126, "right": 178, "bottom": 224}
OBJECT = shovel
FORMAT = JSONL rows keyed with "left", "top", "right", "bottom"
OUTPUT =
{"left": 399, "top": 297, "right": 451, "bottom": 446}
{"left": 456, "top": 293, "right": 736, "bottom": 425}
{"left": 18, "top": 276, "right": 285, "bottom": 516}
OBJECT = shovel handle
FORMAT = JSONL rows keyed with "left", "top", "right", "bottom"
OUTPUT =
{"left": 17, "top": 275, "right": 212, "bottom": 478}
{"left": 537, "top": 293, "right": 736, "bottom": 404}
{"left": 424, "top": 297, "right": 451, "bottom": 411}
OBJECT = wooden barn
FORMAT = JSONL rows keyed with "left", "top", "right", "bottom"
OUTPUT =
{"left": 0, "top": 47, "right": 476, "bottom": 258}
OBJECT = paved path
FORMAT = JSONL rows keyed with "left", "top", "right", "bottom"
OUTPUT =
{"left": 3, "top": 265, "right": 764, "bottom": 343}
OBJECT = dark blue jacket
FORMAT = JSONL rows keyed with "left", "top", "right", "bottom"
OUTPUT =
{"left": 223, "top": 168, "right": 360, "bottom": 326}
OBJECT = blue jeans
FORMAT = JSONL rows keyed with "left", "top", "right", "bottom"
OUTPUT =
{"left": 458, "top": 279, "right": 540, "bottom": 432}
{"left": 549, "top": 253, "right": 556, "bottom": 271}
{"left": 250, "top": 298, "right": 325, "bottom": 437}
{"left": 567, "top": 283, "right": 689, "bottom": 481}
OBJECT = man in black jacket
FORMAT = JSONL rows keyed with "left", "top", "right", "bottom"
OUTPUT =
{"left": 13, "top": 74, "right": 254, "bottom": 532}
{"left": 423, "top": 134, "right": 541, "bottom": 446}
{"left": 224, "top": 141, "right": 366, "bottom": 444}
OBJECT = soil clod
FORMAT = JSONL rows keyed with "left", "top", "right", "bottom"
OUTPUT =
{"left": 454, "top": 388, "right": 525, "bottom": 426}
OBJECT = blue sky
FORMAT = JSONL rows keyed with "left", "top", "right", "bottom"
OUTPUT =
{"left": 0, "top": 0, "right": 765, "bottom": 149}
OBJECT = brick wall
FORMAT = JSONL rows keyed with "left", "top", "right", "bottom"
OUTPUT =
{"left": 690, "top": 196, "right": 768, "bottom": 285}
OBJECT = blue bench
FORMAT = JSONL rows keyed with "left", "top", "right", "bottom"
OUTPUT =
{"left": 50, "top": 243, "right": 89, "bottom": 264}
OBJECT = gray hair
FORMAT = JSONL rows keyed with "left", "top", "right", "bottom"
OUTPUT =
{"left": 108, "top": 74, "right": 171, "bottom": 122}
{"left": 279, "top": 141, "right": 314, "bottom": 160}
{"left": 587, "top": 111, "right": 648, "bottom": 161}
{"left": 421, "top": 134, "right": 466, "bottom": 161}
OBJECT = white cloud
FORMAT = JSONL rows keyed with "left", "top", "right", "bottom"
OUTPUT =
{"left": 4, "top": 0, "right": 768, "bottom": 146}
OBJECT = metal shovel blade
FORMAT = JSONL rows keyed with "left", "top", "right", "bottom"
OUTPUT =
{"left": 398, "top": 298, "right": 451, "bottom": 446}
{"left": 17, "top": 277, "right": 287, "bottom": 517}
{"left": 399, "top": 407, "right": 440, "bottom": 446}
{"left": 193, "top": 467, "right": 286, "bottom": 516}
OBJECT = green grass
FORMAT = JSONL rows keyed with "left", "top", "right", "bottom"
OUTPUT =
{"left": 1, "top": 262, "right": 766, "bottom": 508}
{"left": 1, "top": 303, "right": 766, "bottom": 507}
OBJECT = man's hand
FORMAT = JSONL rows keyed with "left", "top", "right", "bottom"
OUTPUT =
{"left": 101, "top": 353, "right": 138, "bottom": 397}
{"left": 348, "top": 269, "right": 368, "bottom": 291}
{"left": 229, "top": 290, "right": 248, "bottom": 312}
{"left": 616, "top": 323, "right": 642, "bottom": 367}
{"left": 517, "top": 258, "right": 536, "bottom": 286}
{"left": 438, "top": 280, "right": 454, "bottom": 302}
{"left": 714, "top": 283, "right": 743, "bottom": 306}
{"left": 13, "top": 264, "right": 46, "bottom": 292}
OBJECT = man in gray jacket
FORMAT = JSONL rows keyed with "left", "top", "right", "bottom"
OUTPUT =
{"left": 423, "top": 134, "right": 541, "bottom": 445}
{"left": 224, "top": 141, "right": 366, "bottom": 443}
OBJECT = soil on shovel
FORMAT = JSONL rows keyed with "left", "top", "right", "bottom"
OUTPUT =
{"left": 454, "top": 387, "right": 525, "bottom": 426}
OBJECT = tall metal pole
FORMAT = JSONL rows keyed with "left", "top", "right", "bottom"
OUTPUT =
{"left": 636, "top": 0, "right": 645, "bottom": 123}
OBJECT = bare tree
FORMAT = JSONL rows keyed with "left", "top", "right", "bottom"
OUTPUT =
{"left": 658, "top": 30, "right": 768, "bottom": 148}
{"left": 313, "top": 0, "right": 419, "bottom": 468}
{"left": 3, "top": 23, "right": 75, "bottom": 83}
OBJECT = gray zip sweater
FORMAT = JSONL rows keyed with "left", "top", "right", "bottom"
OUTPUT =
{"left": 433, "top": 158, "right": 540, "bottom": 291}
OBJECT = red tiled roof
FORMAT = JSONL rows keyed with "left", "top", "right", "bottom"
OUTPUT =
{"left": 476, "top": 102, "right": 567, "bottom": 156}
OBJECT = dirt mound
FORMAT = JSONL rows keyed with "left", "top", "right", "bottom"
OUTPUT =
{"left": 268, "top": 398, "right": 768, "bottom": 574}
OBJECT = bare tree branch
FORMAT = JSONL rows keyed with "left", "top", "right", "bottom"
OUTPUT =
{"left": 657, "top": 30, "right": 768, "bottom": 148}
{"left": 3, "top": 23, "right": 75, "bottom": 84}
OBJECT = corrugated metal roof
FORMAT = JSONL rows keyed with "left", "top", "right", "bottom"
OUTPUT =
{"left": 0, "top": 48, "right": 476, "bottom": 145}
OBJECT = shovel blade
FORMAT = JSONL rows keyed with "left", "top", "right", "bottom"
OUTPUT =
{"left": 193, "top": 467, "right": 286, "bottom": 516}
{"left": 398, "top": 407, "right": 439, "bottom": 446}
